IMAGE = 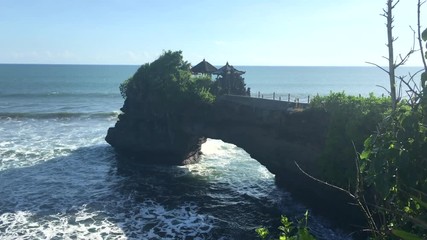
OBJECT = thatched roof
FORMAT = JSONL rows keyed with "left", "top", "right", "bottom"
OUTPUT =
{"left": 191, "top": 59, "right": 217, "bottom": 74}
{"left": 213, "top": 62, "right": 245, "bottom": 76}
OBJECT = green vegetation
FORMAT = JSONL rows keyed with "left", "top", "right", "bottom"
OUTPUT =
{"left": 301, "top": 2, "right": 427, "bottom": 237}
{"left": 308, "top": 84, "right": 427, "bottom": 239}
{"left": 119, "top": 50, "right": 215, "bottom": 113}
{"left": 306, "top": 5, "right": 427, "bottom": 236}
{"left": 119, "top": 50, "right": 250, "bottom": 114}
{"left": 353, "top": 19, "right": 427, "bottom": 238}
{"left": 307, "top": 92, "right": 427, "bottom": 239}
{"left": 256, "top": 211, "right": 315, "bottom": 240}
{"left": 309, "top": 93, "right": 390, "bottom": 187}
{"left": 353, "top": 3, "right": 427, "bottom": 237}
{"left": 359, "top": 102, "right": 427, "bottom": 239}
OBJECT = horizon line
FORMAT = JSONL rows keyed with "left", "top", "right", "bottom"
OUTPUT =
{"left": 0, "top": 62, "right": 423, "bottom": 68}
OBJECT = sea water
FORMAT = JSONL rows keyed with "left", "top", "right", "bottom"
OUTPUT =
{"left": 240, "top": 66, "right": 422, "bottom": 102}
{"left": 0, "top": 64, "right": 422, "bottom": 239}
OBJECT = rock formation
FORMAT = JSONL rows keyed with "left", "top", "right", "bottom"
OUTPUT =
{"left": 105, "top": 51, "right": 366, "bottom": 228}
{"left": 106, "top": 98, "right": 206, "bottom": 165}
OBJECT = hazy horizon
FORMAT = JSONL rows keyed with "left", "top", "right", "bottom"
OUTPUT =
{"left": 0, "top": 63, "right": 424, "bottom": 69}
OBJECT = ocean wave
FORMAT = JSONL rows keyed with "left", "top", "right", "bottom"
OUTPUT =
{"left": 0, "top": 92, "right": 122, "bottom": 99}
{"left": 0, "top": 111, "right": 120, "bottom": 120}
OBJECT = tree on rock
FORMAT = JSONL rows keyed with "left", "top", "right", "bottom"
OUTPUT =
{"left": 120, "top": 50, "right": 215, "bottom": 114}
{"left": 107, "top": 51, "right": 214, "bottom": 165}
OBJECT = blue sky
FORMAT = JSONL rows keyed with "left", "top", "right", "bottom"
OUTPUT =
{"left": 0, "top": 0, "right": 424, "bottom": 66}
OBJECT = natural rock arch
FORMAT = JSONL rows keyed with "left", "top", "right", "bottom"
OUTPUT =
{"left": 106, "top": 51, "right": 365, "bottom": 228}
{"left": 106, "top": 95, "right": 365, "bottom": 227}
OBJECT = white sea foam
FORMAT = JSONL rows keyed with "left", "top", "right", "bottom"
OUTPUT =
{"left": 0, "top": 118, "right": 216, "bottom": 239}
{"left": 0, "top": 118, "right": 350, "bottom": 239}
{"left": 0, "top": 167, "right": 215, "bottom": 240}
{"left": 0, "top": 117, "right": 112, "bottom": 171}
{"left": 0, "top": 210, "right": 127, "bottom": 240}
{"left": 192, "top": 139, "right": 278, "bottom": 200}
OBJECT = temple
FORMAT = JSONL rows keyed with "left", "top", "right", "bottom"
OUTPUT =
{"left": 191, "top": 59, "right": 217, "bottom": 75}
{"left": 213, "top": 62, "right": 245, "bottom": 76}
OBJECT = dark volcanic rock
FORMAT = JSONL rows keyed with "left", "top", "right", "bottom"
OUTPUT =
{"left": 106, "top": 94, "right": 367, "bottom": 228}
{"left": 105, "top": 50, "right": 368, "bottom": 229}
{"left": 106, "top": 99, "right": 206, "bottom": 165}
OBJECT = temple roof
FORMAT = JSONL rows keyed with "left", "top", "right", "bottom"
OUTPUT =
{"left": 213, "top": 62, "right": 245, "bottom": 75}
{"left": 191, "top": 59, "right": 217, "bottom": 74}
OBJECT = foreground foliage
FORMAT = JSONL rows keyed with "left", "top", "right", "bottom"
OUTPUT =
{"left": 261, "top": 2, "right": 427, "bottom": 238}
{"left": 353, "top": 19, "right": 427, "bottom": 239}
{"left": 310, "top": 92, "right": 427, "bottom": 238}
{"left": 360, "top": 103, "right": 427, "bottom": 239}
{"left": 256, "top": 211, "right": 315, "bottom": 240}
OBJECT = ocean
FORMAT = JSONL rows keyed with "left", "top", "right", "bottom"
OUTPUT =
{"left": 0, "top": 64, "right": 422, "bottom": 239}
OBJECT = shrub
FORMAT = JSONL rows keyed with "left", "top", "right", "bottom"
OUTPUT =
{"left": 310, "top": 92, "right": 391, "bottom": 188}
{"left": 359, "top": 104, "right": 427, "bottom": 239}
{"left": 119, "top": 50, "right": 215, "bottom": 113}
{"left": 256, "top": 211, "right": 315, "bottom": 240}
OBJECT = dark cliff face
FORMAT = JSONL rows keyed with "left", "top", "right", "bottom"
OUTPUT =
{"left": 106, "top": 95, "right": 327, "bottom": 169}
{"left": 197, "top": 98, "right": 365, "bottom": 227}
{"left": 106, "top": 50, "right": 214, "bottom": 165}
{"left": 106, "top": 98, "right": 206, "bottom": 165}
{"left": 107, "top": 94, "right": 331, "bottom": 192}
{"left": 106, "top": 95, "right": 366, "bottom": 228}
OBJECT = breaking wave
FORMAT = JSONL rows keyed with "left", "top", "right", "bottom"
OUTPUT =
{"left": 0, "top": 111, "right": 120, "bottom": 120}
{"left": 0, "top": 92, "right": 121, "bottom": 99}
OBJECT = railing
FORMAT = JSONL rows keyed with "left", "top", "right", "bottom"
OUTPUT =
{"left": 251, "top": 92, "right": 311, "bottom": 104}
{"left": 220, "top": 93, "right": 309, "bottom": 111}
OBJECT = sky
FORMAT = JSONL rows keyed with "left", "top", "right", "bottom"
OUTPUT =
{"left": 0, "top": 0, "right": 425, "bottom": 66}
